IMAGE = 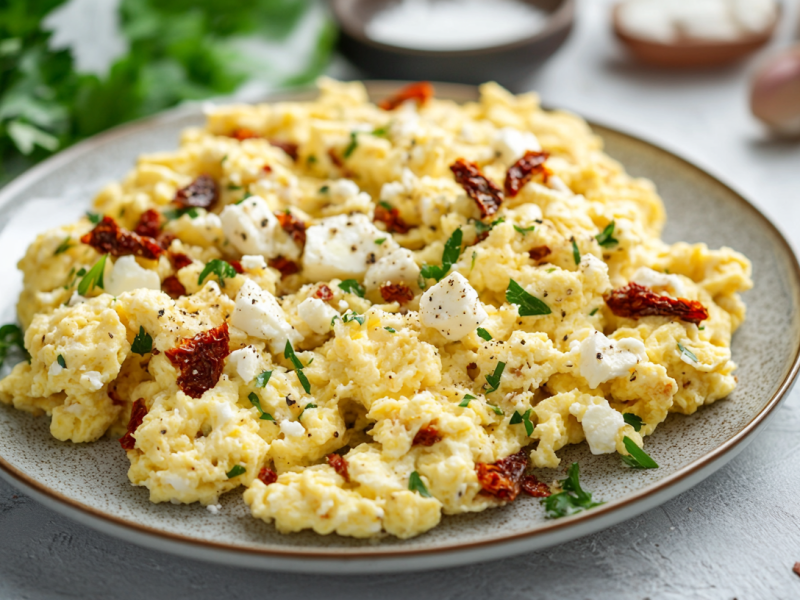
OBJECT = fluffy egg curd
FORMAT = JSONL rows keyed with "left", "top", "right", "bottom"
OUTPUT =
{"left": 0, "top": 79, "right": 752, "bottom": 538}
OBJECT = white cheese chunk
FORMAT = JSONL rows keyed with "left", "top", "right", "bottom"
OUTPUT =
{"left": 578, "top": 330, "right": 648, "bottom": 389}
{"left": 329, "top": 179, "right": 361, "bottom": 200}
{"left": 105, "top": 256, "right": 161, "bottom": 296}
{"left": 231, "top": 279, "right": 301, "bottom": 354}
{"left": 206, "top": 504, "right": 221, "bottom": 515}
{"left": 631, "top": 266, "right": 686, "bottom": 298}
{"left": 302, "top": 213, "right": 398, "bottom": 281}
{"left": 364, "top": 248, "right": 421, "bottom": 291}
{"left": 219, "top": 195, "right": 300, "bottom": 260}
{"left": 580, "top": 253, "right": 612, "bottom": 294}
{"left": 49, "top": 361, "right": 64, "bottom": 376}
{"left": 280, "top": 420, "right": 305, "bottom": 437}
{"left": 79, "top": 370, "right": 104, "bottom": 391}
{"left": 67, "top": 292, "right": 87, "bottom": 307}
{"left": 570, "top": 402, "right": 624, "bottom": 455}
{"left": 228, "top": 347, "right": 260, "bottom": 382}
{"left": 297, "top": 297, "right": 339, "bottom": 335}
{"left": 493, "top": 127, "right": 541, "bottom": 164}
{"left": 420, "top": 272, "right": 487, "bottom": 340}
{"left": 241, "top": 255, "right": 267, "bottom": 270}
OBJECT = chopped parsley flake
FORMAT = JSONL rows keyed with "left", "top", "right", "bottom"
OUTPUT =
{"left": 589, "top": 308, "right": 599, "bottom": 316}
{"left": 506, "top": 279, "right": 551, "bottom": 316}
{"left": 484, "top": 361, "right": 505, "bottom": 394}
{"left": 473, "top": 217, "right": 505, "bottom": 236}
{"left": 620, "top": 436, "right": 659, "bottom": 469}
{"left": 571, "top": 237, "right": 580, "bottom": 265}
{"left": 319, "top": 185, "right": 329, "bottom": 194}
{"left": 547, "top": 268, "right": 556, "bottom": 273}
{"left": 513, "top": 224, "right": 536, "bottom": 236}
{"left": 595, "top": 221, "right": 619, "bottom": 247}
{"left": 284, "top": 341, "right": 311, "bottom": 394}
{"left": 408, "top": 471, "right": 431, "bottom": 498}
{"left": 78, "top": 255, "right": 108, "bottom": 296}
{"left": 131, "top": 326, "right": 153, "bottom": 355}
{"left": 338, "top": 279, "right": 365, "bottom": 298}
{"left": 541, "top": 462, "right": 604, "bottom": 518}
{"left": 378, "top": 200, "right": 393, "bottom": 211}
{"left": 510, "top": 409, "right": 534, "bottom": 436}
{"left": 342, "top": 311, "right": 365, "bottom": 325}
{"left": 57, "top": 354, "right": 66, "bottom": 369}
{"left": 198, "top": 259, "right": 237, "bottom": 288}
{"left": 226, "top": 465, "right": 246, "bottom": 479}
{"left": 255, "top": 370, "right": 272, "bottom": 388}
{"left": 0, "top": 324, "right": 28, "bottom": 368}
{"left": 384, "top": 327, "right": 396, "bottom": 333}
{"left": 307, "top": 155, "right": 317, "bottom": 164}
{"left": 248, "top": 392, "right": 274, "bottom": 421}
{"left": 86, "top": 212, "right": 102, "bottom": 224}
{"left": 298, "top": 403, "right": 317, "bottom": 420}
{"left": 623, "top": 413, "right": 643, "bottom": 432}
{"left": 421, "top": 228, "right": 463, "bottom": 282}
{"left": 375, "top": 238, "right": 386, "bottom": 245}
{"left": 476, "top": 327, "right": 492, "bottom": 341}
{"left": 488, "top": 403, "right": 504, "bottom": 416}
{"left": 343, "top": 131, "right": 358, "bottom": 158}
{"left": 54, "top": 237, "right": 73, "bottom": 255}
{"left": 677, "top": 342, "right": 698, "bottom": 363}
{"left": 227, "top": 184, "right": 242, "bottom": 191}
{"left": 698, "top": 326, "right": 705, "bottom": 331}
{"left": 163, "top": 206, "right": 199, "bottom": 220}
{"left": 458, "top": 394, "right": 477, "bottom": 407}
{"left": 470, "top": 251, "right": 477, "bottom": 272}
{"left": 372, "top": 126, "right": 389, "bottom": 137}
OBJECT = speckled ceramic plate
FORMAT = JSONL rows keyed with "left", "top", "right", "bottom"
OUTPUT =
{"left": 0, "top": 83, "right": 798, "bottom": 574}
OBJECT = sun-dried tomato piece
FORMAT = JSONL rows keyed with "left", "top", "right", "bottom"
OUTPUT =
{"left": 379, "top": 81, "right": 434, "bottom": 111}
{"left": 81, "top": 216, "right": 163, "bottom": 260}
{"left": 119, "top": 398, "right": 147, "bottom": 450}
{"left": 475, "top": 449, "right": 528, "bottom": 502}
{"left": 313, "top": 284, "right": 334, "bottom": 301}
{"left": 162, "top": 275, "right": 187, "bottom": 299}
{"left": 326, "top": 453, "right": 350, "bottom": 482}
{"left": 268, "top": 257, "right": 300, "bottom": 278}
{"left": 380, "top": 283, "right": 414, "bottom": 305}
{"left": 134, "top": 209, "right": 162, "bottom": 239}
{"left": 258, "top": 467, "right": 278, "bottom": 486}
{"left": 275, "top": 211, "right": 307, "bottom": 247}
{"left": 166, "top": 323, "right": 230, "bottom": 399}
{"left": 229, "top": 259, "right": 244, "bottom": 274}
{"left": 374, "top": 204, "right": 410, "bottom": 234}
{"left": 327, "top": 148, "right": 355, "bottom": 177}
{"left": 528, "top": 245, "right": 551, "bottom": 262}
{"left": 169, "top": 252, "right": 193, "bottom": 271}
{"left": 174, "top": 175, "right": 219, "bottom": 211}
{"left": 412, "top": 425, "right": 441, "bottom": 447}
{"left": 270, "top": 140, "right": 299, "bottom": 161}
{"left": 521, "top": 474, "right": 551, "bottom": 498}
{"left": 604, "top": 282, "right": 709, "bottom": 325}
{"left": 231, "top": 128, "right": 260, "bottom": 141}
{"left": 450, "top": 158, "right": 503, "bottom": 218}
{"left": 262, "top": 164, "right": 272, "bottom": 173}
{"left": 504, "top": 150, "right": 550, "bottom": 197}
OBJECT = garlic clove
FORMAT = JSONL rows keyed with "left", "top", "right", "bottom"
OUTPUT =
{"left": 750, "top": 46, "right": 800, "bottom": 135}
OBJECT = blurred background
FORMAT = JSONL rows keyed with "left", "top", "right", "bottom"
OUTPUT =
{"left": 2, "top": 0, "right": 799, "bottom": 225}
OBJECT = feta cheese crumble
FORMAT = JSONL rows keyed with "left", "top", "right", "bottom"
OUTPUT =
{"left": 420, "top": 272, "right": 487, "bottom": 340}
{"left": 493, "top": 127, "right": 541, "bottom": 164}
{"left": 364, "top": 248, "right": 421, "bottom": 291}
{"left": 577, "top": 330, "right": 648, "bottom": 388}
{"left": 79, "top": 370, "right": 104, "bottom": 391}
{"left": 228, "top": 347, "right": 260, "bottom": 383}
{"left": 219, "top": 195, "right": 301, "bottom": 260}
{"left": 570, "top": 401, "right": 625, "bottom": 454}
{"left": 230, "top": 279, "right": 301, "bottom": 354}
{"left": 630, "top": 267, "right": 686, "bottom": 298}
{"left": 298, "top": 297, "right": 339, "bottom": 334}
{"left": 105, "top": 256, "right": 161, "bottom": 296}
{"left": 580, "top": 253, "right": 612, "bottom": 294}
{"left": 280, "top": 420, "right": 305, "bottom": 437}
{"left": 241, "top": 255, "right": 267, "bottom": 270}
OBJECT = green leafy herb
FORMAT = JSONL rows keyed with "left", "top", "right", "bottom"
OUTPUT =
{"left": 298, "top": 403, "right": 317, "bottom": 420}
{"left": 54, "top": 236, "right": 73, "bottom": 255}
{"left": 319, "top": 185, "right": 329, "bottom": 194}
{"left": 510, "top": 409, "right": 534, "bottom": 436}
{"left": 408, "top": 471, "right": 431, "bottom": 498}
{"left": 226, "top": 465, "right": 246, "bottom": 479}
{"left": 384, "top": 327, "right": 396, "bottom": 333}
{"left": 57, "top": 354, "right": 66, "bottom": 369}
{"left": 342, "top": 311, "right": 365, "bottom": 325}
{"left": 86, "top": 212, "right": 102, "bottom": 224}
{"left": 343, "top": 131, "right": 358, "bottom": 158}
{"left": 307, "top": 154, "right": 317, "bottom": 164}
{"left": 513, "top": 225, "right": 536, "bottom": 236}
{"left": 623, "top": 413, "right": 643, "bottom": 432}
{"left": 595, "top": 221, "right": 618, "bottom": 247}
{"left": 227, "top": 184, "right": 242, "bottom": 191}
{"left": 338, "top": 279, "right": 365, "bottom": 298}
{"left": 473, "top": 217, "right": 505, "bottom": 236}
{"left": 0, "top": 324, "right": 28, "bottom": 368}
{"left": 698, "top": 326, "right": 705, "bottom": 331}
{"left": 620, "top": 436, "right": 659, "bottom": 469}
{"left": 372, "top": 126, "right": 389, "bottom": 137}
{"left": 476, "top": 327, "right": 492, "bottom": 341}
{"left": 78, "top": 255, "right": 107, "bottom": 295}
{"left": 571, "top": 237, "right": 580, "bottom": 265}
{"left": 470, "top": 251, "right": 477, "bottom": 272}
{"left": 506, "top": 279, "right": 551, "bottom": 316}
{"left": 677, "top": 342, "right": 698, "bottom": 363}
{"left": 484, "top": 361, "right": 505, "bottom": 394}
{"left": 488, "top": 403, "right": 504, "bottom": 415}
{"left": 458, "top": 394, "right": 476, "bottom": 408}
{"left": 131, "top": 326, "right": 152, "bottom": 355}
{"left": 248, "top": 392, "right": 274, "bottom": 421}
{"left": 164, "top": 206, "right": 199, "bottom": 220}
{"left": 375, "top": 238, "right": 386, "bottom": 245}
{"left": 198, "top": 259, "right": 237, "bottom": 288}
{"left": 421, "top": 228, "right": 463, "bottom": 282}
{"left": 589, "top": 308, "right": 599, "bottom": 316}
{"left": 541, "top": 462, "right": 604, "bottom": 519}
{"left": 547, "top": 268, "right": 556, "bottom": 273}
{"left": 255, "top": 370, "right": 272, "bottom": 388}
{"left": 284, "top": 341, "right": 311, "bottom": 394}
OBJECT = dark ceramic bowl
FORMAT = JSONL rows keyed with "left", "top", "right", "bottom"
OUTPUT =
{"left": 331, "top": 0, "right": 575, "bottom": 89}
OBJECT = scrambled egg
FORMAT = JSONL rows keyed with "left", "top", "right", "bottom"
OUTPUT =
{"left": 0, "top": 79, "right": 752, "bottom": 539}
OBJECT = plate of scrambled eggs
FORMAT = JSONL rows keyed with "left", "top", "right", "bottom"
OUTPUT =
{"left": 0, "top": 80, "right": 797, "bottom": 573}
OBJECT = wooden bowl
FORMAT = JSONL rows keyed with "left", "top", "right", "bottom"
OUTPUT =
{"left": 331, "top": 0, "right": 575, "bottom": 89}
{"left": 612, "top": 1, "right": 781, "bottom": 68}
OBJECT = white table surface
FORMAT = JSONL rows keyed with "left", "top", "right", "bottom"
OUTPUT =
{"left": 2, "top": 1, "right": 800, "bottom": 597}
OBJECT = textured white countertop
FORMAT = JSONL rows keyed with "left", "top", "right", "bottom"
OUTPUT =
{"left": 2, "top": 1, "right": 800, "bottom": 597}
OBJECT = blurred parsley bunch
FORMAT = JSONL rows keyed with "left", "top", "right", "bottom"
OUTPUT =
{"left": 0, "top": 0, "right": 336, "bottom": 183}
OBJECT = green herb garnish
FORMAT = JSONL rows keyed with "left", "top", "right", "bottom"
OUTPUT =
{"left": 298, "top": 403, "right": 317, "bottom": 420}
{"left": 408, "top": 471, "right": 431, "bottom": 498}
{"left": 343, "top": 131, "right": 358, "bottom": 158}
{"left": 338, "top": 279, "right": 365, "bottom": 298}
{"left": 384, "top": 327, "right": 396, "bottom": 333}
{"left": 319, "top": 185, "right": 329, "bottom": 194}
{"left": 77, "top": 255, "right": 107, "bottom": 296}
{"left": 589, "top": 308, "right": 599, "bottom": 316}
{"left": 342, "top": 311, "right": 365, "bottom": 325}
{"left": 458, "top": 394, "right": 476, "bottom": 408}
{"left": 513, "top": 225, "right": 536, "bottom": 236}
{"left": 131, "top": 326, "right": 152, "bottom": 356}
{"left": 198, "top": 259, "right": 237, "bottom": 288}
{"left": 372, "top": 126, "right": 389, "bottom": 137}
{"left": 421, "top": 228, "right": 463, "bottom": 282}
{"left": 595, "top": 221, "right": 618, "bottom": 248}
{"left": 284, "top": 341, "right": 311, "bottom": 394}
{"left": 476, "top": 327, "right": 492, "bottom": 341}
{"left": 226, "top": 465, "right": 246, "bottom": 479}
{"left": 375, "top": 238, "right": 386, "bottom": 245}
{"left": 0, "top": 324, "right": 28, "bottom": 368}
{"left": 473, "top": 217, "right": 505, "bottom": 236}
{"left": 484, "top": 361, "right": 505, "bottom": 394}
{"left": 255, "top": 371, "right": 272, "bottom": 388}
{"left": 470, "top": 251, "right": 477, "bottom": 272}
{"left": 510, "top": 408, "right": 534, "bottom": 436}
{"left": 620, "top": 436, "right": 658, "bottom": 469}
{"left": 677, "top": 342, "right": 698, "bottom": 363}
{"left": 506, "top": 279, "right": 551, "bottom": 316}
{"left": 163, "top": 207, "right": 199, "bottom": 220}
{"left": 623, "top": 413, "right": 643, "bottom": 432}
{"left": 57, "top": 354, "right": 66, "bottom": 369}
{"left": 248, "top": 392, "right": 275, "bottom": 421}
{"left": 488, "top": 403, "right": 504, "bottom": 415}
{"left": 54, "top": 237, "right": 73, "bottom": 255}
{"left": 541, "top": 462, "right": 604, "bottom": 519}
{"left": 571, "top": 237, "right": 580, "bottom": 265}
{"left": 86, "top": 212, "right": 102, "bottom": 224}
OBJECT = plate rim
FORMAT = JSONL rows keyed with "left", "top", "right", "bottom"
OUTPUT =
{"left": 1, "top": 81, "right": 799, "bottom": 566}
